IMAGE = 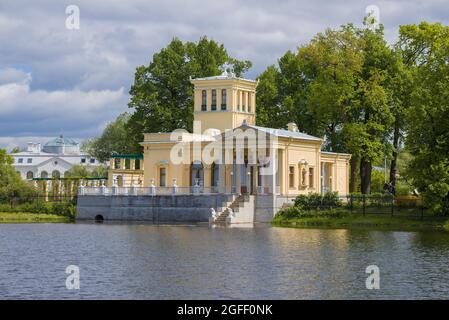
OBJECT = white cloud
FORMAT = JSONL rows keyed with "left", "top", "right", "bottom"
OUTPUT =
{"left": 0, "top": 70, "right": 128, "bottom": 148}
{"left": 0, "top": 0, "right": 448, "bottom": 148}
{"left": 0, "top": 68, "right": 31, "bottom": 85}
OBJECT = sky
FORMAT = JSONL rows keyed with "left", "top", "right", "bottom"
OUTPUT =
{"left": 0, "top": 0, "right": 448, "bottom": 151}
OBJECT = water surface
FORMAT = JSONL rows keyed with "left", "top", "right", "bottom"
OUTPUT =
{"left": 1, "top": 223, "right": 449, "bottom": 299}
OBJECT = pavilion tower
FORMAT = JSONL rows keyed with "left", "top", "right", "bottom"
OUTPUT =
{"left": 190, "top": 70, "right": 257, "bottom": 134}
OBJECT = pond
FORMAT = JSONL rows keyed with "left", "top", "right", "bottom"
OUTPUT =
{"left": 1, "top": 223, "right": 449, "bottom": 299}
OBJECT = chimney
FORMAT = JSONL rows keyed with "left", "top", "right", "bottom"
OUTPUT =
{"left": 287, "top": 122, "right": 298, "bottom": 132}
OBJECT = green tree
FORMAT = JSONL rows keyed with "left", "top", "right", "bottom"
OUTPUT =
{"left": 127, "top": 36, "right": 252, "bottom": 144}
{"left": 64, "top": 165, "right": 108, "bottom": 179}
{"left": 83, "top": 113, "right": 136, "bottom": 162}
{"left": 351, "top": 24, "right": 398, "bottom": 194}
{"left": 256, "top": 22, "right": 397, "bottom": 194}
{"left": 0, "top": 149, "right": 36, "bottom": 202}
{"left": 10, "top": 147, "right": 20, "bottom": 154}
{"left": 400, "top": 22, "right": 449, "bottom": 213}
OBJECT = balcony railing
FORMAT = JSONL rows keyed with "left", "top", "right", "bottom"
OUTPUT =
{"left": 79, "top": 185, "right": 282, "bottom": 196}
{"left": 79, "top": 186, "right": 221, "bottom": 196}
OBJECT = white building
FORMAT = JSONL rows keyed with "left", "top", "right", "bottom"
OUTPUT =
{"left": 10, "top": 136, "right": 103, "bottom": 180}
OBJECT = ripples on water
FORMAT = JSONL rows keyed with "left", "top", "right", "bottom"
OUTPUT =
{"left": 1, "top": 223, "right": 449, "bottom": 299}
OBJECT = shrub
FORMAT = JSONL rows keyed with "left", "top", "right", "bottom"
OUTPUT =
{"left": 322, "top": 192, "right": 342, "bottom": 207}
{"left": 0, "top": 201, "right": 76, "bottom": 219}
{"left": 275, "top": 206, "right": 348, "bottom": 219}
{"left": 294, "top": 192, "right": 341, "bottom": 209}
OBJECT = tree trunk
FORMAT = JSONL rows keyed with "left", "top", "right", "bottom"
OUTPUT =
{"left": 349, "top": 156, "right": 359, "bottom": 193}
{"left": 360, "top": 158, "right": 372, "bottom": 194}
{"left": 389, "top": 123, "right": 400, "bottom": 188}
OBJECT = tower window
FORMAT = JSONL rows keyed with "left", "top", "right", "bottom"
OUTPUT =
{"left": 201, "top": 90, "right": 207, "bottom": 111}
{"left": 242, "top": 92, "right": 246, "bottom": 112}
{"left": 221, "top": 89, "right": 227, "bottom": 110}
{"left": 211, "top": 89, "right": 217, "bottom": 111}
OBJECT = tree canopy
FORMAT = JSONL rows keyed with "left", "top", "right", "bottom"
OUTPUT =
{"left": 83, "top": 113, "right": 136, "bottom": 162}
{"left": 256, "top": 22, "right": 400, "bottom": 194}
{"left": 400, "top": 22, "right": 449, "bottom": 213}
{"left": 126, "top": 36, "right": 252, "bottom": 147}
{"left": 0, "top": 149, "right": 36, "bottom": 202}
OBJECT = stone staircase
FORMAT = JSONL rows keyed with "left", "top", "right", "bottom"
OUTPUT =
{"left": 211, "top": 194, "right": 253, "bottom": 224}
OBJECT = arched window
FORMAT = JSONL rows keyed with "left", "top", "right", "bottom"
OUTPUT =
{"left": 26, "top": 171, "right": 34, "bottom": 180}
{"left": 41, "top": 171, "right": 48, "bottom": 179}
{"left": 211, "top": 89, "right": 217, "bottom": 111}
{"left": 221, "top": 89, "right": 227, "bottom": 110}
{"left": 201, "top": 90, "right": 207, "bottom": 111}
{"left": 52, "top": 170, "right": 60, "bottom": 179}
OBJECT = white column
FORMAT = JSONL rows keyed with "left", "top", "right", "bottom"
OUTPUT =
{"left": 218, "top": 164, "right": 226, "bottom": 193}
{"left": 268, "top": 149, "right": 276, "bottom": 194}
{"left": 239, "top": 90, "right": 243, "bottom": 111}
{"left": 236, "top": 163, "right": 241, "bottom": 194}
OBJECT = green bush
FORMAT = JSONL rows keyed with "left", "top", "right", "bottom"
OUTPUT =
{"left": 275, "top": 206, "right": 348, "bottom": 219}
{"left": 0, "top": 201, "right": 75, "bottom": 219}
{"left": 294, "top": 192, "right": 342, "bottom": 209}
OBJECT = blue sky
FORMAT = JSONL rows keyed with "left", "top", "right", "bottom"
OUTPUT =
{"left": 0, "top": 0, "right": 448, "bottom": 150}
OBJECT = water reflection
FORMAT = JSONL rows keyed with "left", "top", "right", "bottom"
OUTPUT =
{"left": 0, "top": 223, "right": 449, "bottom": 299}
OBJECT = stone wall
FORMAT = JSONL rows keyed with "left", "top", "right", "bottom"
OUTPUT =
{"left": 76, "top": 194, "right": 234, "bottom": 223}
{"left": 254, "top": 194, "right": 276, "bottom": 222}
{"left": 77, "top": 193, "right": 289, "bottom": 223}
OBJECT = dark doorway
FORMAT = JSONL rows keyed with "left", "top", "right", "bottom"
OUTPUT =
{"left": 94, "top": 215, "right": 104, "bottom": 222}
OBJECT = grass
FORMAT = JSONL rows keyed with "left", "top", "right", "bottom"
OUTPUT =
{"left": 0, "top": 212, "right": 73, "bottom": 223}
{"left": 272, "top": 211, "right": 449, "bottom": 232}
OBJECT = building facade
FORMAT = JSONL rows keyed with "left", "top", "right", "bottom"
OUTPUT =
{"left": 136, "top": 71, "right": 351, "bottom": 197}
{"left": 80, "top": 71, "right": 351, "bottom": 223}
{"left": 11, "top": 136, "right": 103, "bottom": 180}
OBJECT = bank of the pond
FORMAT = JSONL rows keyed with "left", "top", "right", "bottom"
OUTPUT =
{"left": 0, "top": 212, "right": 72, "bottom": 223}
{"left": 272, "top": 213, "right": 449, "bottom": 232}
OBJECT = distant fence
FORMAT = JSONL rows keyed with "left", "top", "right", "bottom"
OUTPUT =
{"left": 286, "top": 194, "right": 434, "bottom": 219}
{"left": 344, "top": 194, "right": 430, "bottom": 218}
